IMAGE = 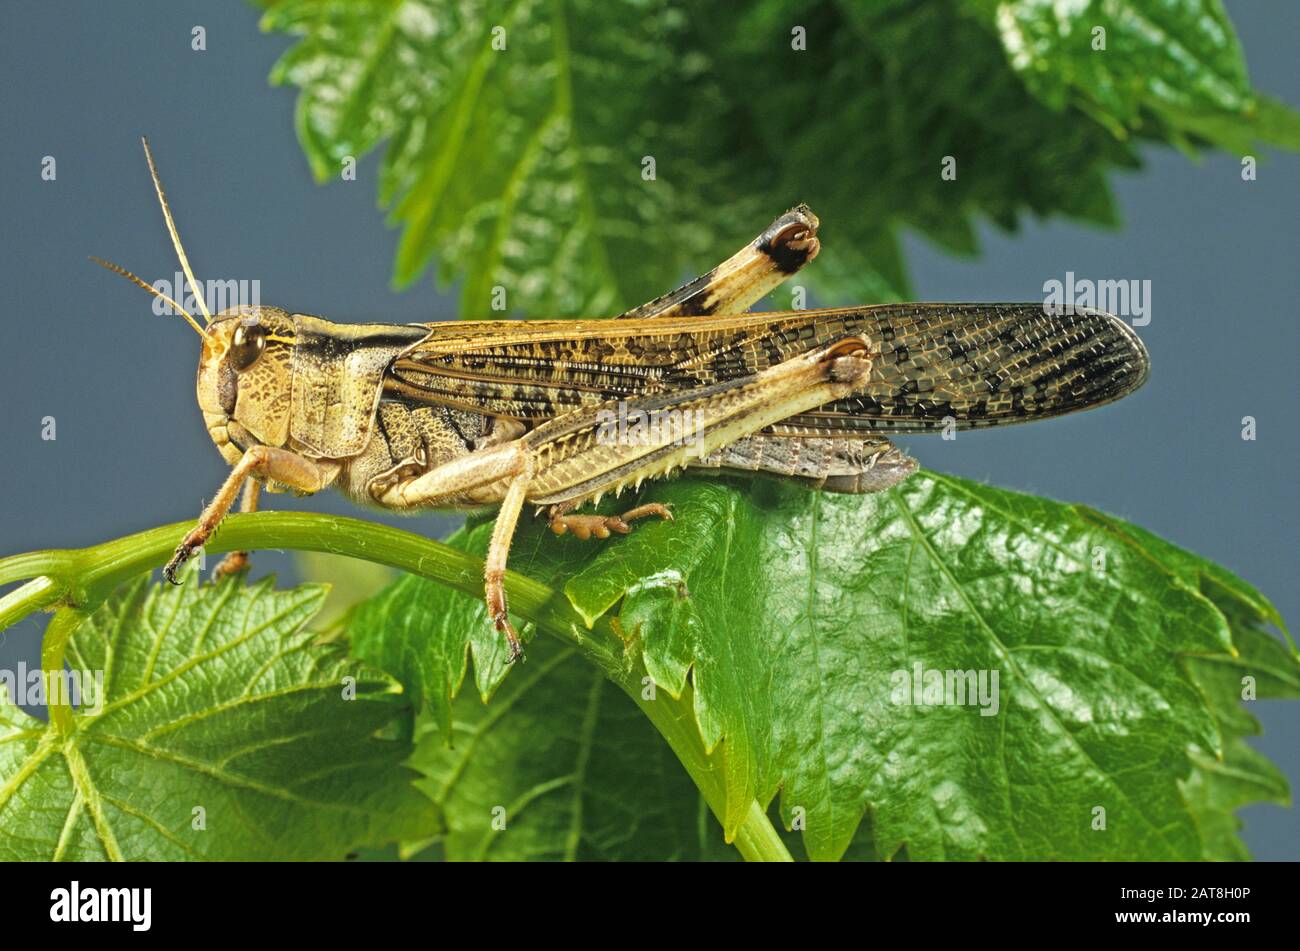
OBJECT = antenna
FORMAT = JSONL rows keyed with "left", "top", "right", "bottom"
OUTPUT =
{"left": 89, "top": 256, "right": 209, "bottom": 338}
{"left": 140, "top": 136, "right": 213, "bottom": 324}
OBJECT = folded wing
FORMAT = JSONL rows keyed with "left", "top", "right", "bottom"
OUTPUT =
{"left": 389, "top": 303, "right": 1149, "bottom": 434}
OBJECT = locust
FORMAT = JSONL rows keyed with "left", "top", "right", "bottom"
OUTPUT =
{"left": 95, "top": 139, "right": 1150, "bottom": 663}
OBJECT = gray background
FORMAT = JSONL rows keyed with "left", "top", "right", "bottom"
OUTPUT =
{"left": 0, "top": 2, "right": 1295, "bottom": 857}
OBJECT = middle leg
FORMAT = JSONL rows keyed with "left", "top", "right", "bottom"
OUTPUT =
{"left": 373, "top": 440, "right": 535, "bottom": 663}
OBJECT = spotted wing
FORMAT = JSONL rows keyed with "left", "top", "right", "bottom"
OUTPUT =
{"left": 387, "top": 304, "right": 1148, "bottom": 433}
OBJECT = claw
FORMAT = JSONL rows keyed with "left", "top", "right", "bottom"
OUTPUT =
{"left": 494, "top": 612, "right": 526, "bottom": 664}
{"left": 163, "top": 544, "right": 192, "bottom": 585}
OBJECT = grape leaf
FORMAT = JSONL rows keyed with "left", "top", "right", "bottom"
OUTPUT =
{"left": 349, "top": 471, "right": 1295, "bottom": 861}
{"left": 0, "top": 570, "right": 436, "bottom": 860}
{"left": 962, "top": 0, "right": 1300, "bottom": 150}
{"left": 260, "top": 0, "right": 1299, "bottom": 312}
{"left": 408, "top": 634, "right": 738, "bottom": 861}
{"left": 263, "top": 0, "right": 729, "bottom": 314}
{"left": 1181, "top": 618, "right": 1299, "bottom": 861}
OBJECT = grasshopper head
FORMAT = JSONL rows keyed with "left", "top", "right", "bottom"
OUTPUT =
{"left": 93, "top": 141, "right": 316, "bottom": 466}
{"left": 197, "top": 306, "right": 297, "bottom": 463}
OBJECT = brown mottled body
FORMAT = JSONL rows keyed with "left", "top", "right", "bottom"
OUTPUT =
{"left": 98, "top": 142, "right": 1148, "bottom": 662}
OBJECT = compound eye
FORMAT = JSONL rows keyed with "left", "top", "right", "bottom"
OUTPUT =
{"left": 229, "top": 322, "right": 266, "bottom": 372}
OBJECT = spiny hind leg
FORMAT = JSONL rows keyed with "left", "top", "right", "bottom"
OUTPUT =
{"left": 548, "top": 502, "right": 673, "bottom": 540}
{"left": 621, "top": 205, "right": 820, "bottom": 319}
{"left": 213, "top": 480, "right": 261, "bottom": 578}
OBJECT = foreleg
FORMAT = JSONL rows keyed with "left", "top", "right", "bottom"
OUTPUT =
{"left": 164, "top": 447, "right": 338, "bottom": 584}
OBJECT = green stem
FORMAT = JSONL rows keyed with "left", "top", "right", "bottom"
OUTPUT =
{"left": 41, "top": 609, "right": 87, "bottom": 736}
{"left": 0, "top": 576, "right": 64, "bottom": 632}
{"left": 630, "top": 682, "right": 793, "bottom": 862}
{"left": 0, "top": 511, "right": 791, "bottom": 861}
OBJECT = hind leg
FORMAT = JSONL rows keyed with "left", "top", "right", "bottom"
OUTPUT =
{"left": 621, "top": 206, "right": 820, "bottom": 319}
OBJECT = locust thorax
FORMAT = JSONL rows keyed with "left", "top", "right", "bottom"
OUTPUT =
{"left": 196, "top": 306, "right": 296, "bottom": 464}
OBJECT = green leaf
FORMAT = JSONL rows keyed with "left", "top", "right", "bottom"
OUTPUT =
{"left": 962, "top": 0, "right": 1294, "bottom": 152}
{"left": 409, "top": 634, "right": 737, "bottom": 861}
{"left": 264, "top": 0, "right": 726, "bottom": 313}
{"left": 261, "top": 0, "right": 1298, "bottom": 311}
{"left": 349, "top": 567, "right": 516, "bottom": 742}
{"left": 0, "top": 571, "right": 436, "bottom": 860}
{"left": 1181, "top": 616, "right": 1299, "bottom": 861}
{"left": 349, "top": 471, "right": 1295, "bottom": 861}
